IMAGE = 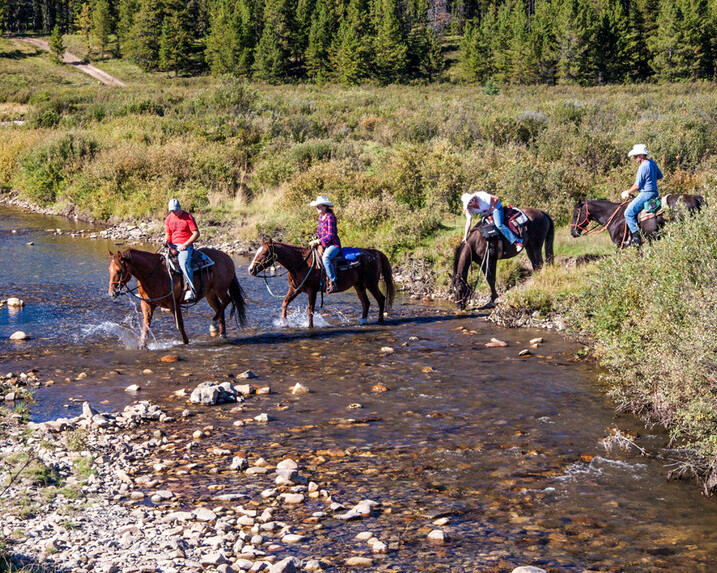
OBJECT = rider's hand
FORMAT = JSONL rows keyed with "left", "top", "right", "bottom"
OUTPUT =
{"left": 308, "top": 239, "right": 321, "bottom": 248}
{"left": 177, "top": 244, "right": 187, "bottom": 251}
{"left": 621, "top": 190, "right": 632, "bottom": 200}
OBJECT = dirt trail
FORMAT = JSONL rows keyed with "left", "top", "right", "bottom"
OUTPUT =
{"left": 19, "top": 37, "right": 127, "bottom": 87}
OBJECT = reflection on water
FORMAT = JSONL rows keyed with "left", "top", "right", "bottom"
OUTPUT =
{"left": 3, "top": 203, "right": 717, "bottom": 571}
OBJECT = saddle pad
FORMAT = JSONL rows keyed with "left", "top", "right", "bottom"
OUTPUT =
{"left": 341, "top": 247, "right": 362, "bottom": 261}
{"left": 638, "top": 208, "right": 664, "bottom": 223}
{"left": 167, "top": 249, "right": 214, "bottom": 275}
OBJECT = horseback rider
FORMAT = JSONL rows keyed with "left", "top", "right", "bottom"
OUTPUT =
{"left": 621, "top": 144, "right": 663, "bottom": 246}
{"left": 164, "top": 198, "right": 200, "bottom": 302}
{"left": 461, "top": 191, "right": 523, "bottom": 252}
{"left": 308, "top": 195, "right": 341, "bottom": 294}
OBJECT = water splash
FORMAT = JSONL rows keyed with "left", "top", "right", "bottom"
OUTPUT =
{"left": 272, "top": 307, "right": 332, "bottom": 329}
{"left": 77, "top": 321, "right": 143, "bottom": 348}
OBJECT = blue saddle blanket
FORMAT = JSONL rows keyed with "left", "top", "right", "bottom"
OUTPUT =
{"left": 341, "top": 248, "right": 362, "bottom": 261}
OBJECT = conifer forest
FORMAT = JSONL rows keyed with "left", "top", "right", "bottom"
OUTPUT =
{"left": 2, "top": 0, "right": 716, "bottom": 84}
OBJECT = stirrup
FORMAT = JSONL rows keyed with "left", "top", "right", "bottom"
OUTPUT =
{"left": 183, "top": 289, "right": 195, "bottom": 302}
{"left": 326, "top": 280, "right": 335, "bottom": 294}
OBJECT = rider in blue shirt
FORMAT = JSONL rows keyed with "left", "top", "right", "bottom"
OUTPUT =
{"left": 621, "top": 144, "right": 663, "bottom": 246}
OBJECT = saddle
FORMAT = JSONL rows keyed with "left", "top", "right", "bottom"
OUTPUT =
{"left": 638, "top": 198, "right": 664, "bottom": 235}
{"left": 164, "top": 247, "right": 214, "bottom": 296}
{"left": 333, "top": 247, "right": 362, "bottom": 272}
{"left": 480, "top": 207, "right": 529, "bottom": 242}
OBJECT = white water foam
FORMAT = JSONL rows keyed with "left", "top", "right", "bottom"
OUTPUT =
{"left": 272, "top": 307, "right": 333, "bottom": 329}
{"left": 556, "top": 456, "right": 648, "bottom": 482}
{"left": 78, "top": 320, "right": 181, "bottom": 350}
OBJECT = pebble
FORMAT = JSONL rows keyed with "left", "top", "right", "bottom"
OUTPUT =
{"left": 530, "top": 337, "right": 544, "bottom": 344}
{"left": 159, "top": 354, "right": 180, "bottom": 363}
{"left": 9, "top": 331, "right": 29, "bottom": 341}
{"left": 485, "top": 338, "right": 508, "bottom": 348}
{"left": 380, "top": 346, "right": 395, "bottom": 354}
{"left": 427, "top": 529, "right": 449, "bottom": 543}
{"left": 345, "top": 557, "right": 373, "bottom": 567}
{"left": 6, "top": 297, "right": 24, "bottom": 307}
{"left": 290, "top": 383, "right": 310, "bottom": 394}
{"left": 125, "top": 384, "right": 141, "bottom": 392}
{"left": 518, "top": 349, "right": 532, "bottom": 356}
{"left": 512, "top": 568, "right": 548, "bottom": 573}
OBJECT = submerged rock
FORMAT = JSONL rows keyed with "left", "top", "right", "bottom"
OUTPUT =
{"left": 9, "top": 331, "right": 29, "bottom": 341}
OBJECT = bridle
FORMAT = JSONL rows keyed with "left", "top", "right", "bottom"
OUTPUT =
{"left": 571, "top": 202, "right": 592, "bottom": 235}
{"left": 572, "top": 200, "right": 629, "bottom": 236}
{"left": 110, "top": 256, "right": 132, "bottom": 290}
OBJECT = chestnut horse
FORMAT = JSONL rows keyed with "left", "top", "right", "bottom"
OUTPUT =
{"left": 570, "top": 193, "right": 705, "bottom": 248}
{"left": 452, "top": 208, "right": 554, "bottom": 310}
{"left": 248, "top": 238, "right": 394, "bottom": 327}
{"left": 108, "top": 248, "right": 246, "bottom": 346}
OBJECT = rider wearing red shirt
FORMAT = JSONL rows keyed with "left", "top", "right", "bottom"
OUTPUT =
{"left": 165, "top": 199, "right": 200, "bottom": 301}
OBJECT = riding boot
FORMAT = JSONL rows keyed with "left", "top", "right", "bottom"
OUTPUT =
{"left": 630, "top": 230, "right": 642, "bottom": 247}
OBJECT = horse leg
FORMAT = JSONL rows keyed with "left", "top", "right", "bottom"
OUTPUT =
{"left": 366, "top": 283, "right": 386, "bottom": 324}
{"left": 526, "top": 244, "right": 543, "bottom": 270}
{"left": 480, "top": 257, "right": 498, "bottom": 309}
{"left": 206, "top": 292, "right": 222, "bottom": 338}
{"left": 354, "top": 286, "right": 371, "bottom": 325}
{"left": 215, "top": 291, "right": 232, "bottom": 338}
{"left": 281, "top": 289, "right": 302, "bottom": 327}
{"left": 139, "top": 302, "right": 154, "bottom": 348}
{"left": 307, "top": 290, "right": 317, "bottom": 328}
{"left": 172, "top": 299, "right": 189, "bottom": 344}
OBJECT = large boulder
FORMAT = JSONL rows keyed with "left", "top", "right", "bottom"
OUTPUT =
{"left": 190, "top": 381, "right": 245, "bottom": 405}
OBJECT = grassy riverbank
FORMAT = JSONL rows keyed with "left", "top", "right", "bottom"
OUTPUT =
{"left": 3, "top": 35, "right": 717, "bottom": 488}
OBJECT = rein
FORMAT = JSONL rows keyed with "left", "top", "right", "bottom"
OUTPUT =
{"left": 455, "top": 239, "right": 491, "bottom": 305}
{"left": 257, "top": 245, "right": 317, "bottom": 299}
{"left": 573, "top": 200, "right": 629, "bottom": 236}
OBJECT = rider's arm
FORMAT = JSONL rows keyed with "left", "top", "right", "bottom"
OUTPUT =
{"left": 181, "top": 229, "right": 200, "bottom": 249}
{"left": 489, "top": 195, "right": 500, "bottom": 213}
{"left": 463, "top": 210, "right": 473, "bottom": 242}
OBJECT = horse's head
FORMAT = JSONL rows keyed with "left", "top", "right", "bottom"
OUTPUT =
{"left": 570, "top": 201, "right": 589, "bottom": 237}
{"left": 248, "top": 238, "right": 275, "bottom": 277}
{"left": 452, "top": 273, "right": 472, "bottom": 310}
{"left": 108, "top": 250, "right": 132, "bottom": 298}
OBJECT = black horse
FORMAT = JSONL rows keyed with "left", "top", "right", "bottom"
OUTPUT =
{"left": 452, "top": 208, "right": 554, "bottom": 309}
{"left": 571, "top": 193, "right": 705, "bottom": 248}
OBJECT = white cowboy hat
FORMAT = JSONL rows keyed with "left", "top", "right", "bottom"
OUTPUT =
{"left": 310, "top": 195, "right": 333, "bottom": 207}
{"left": 168, "top": 198, "right": 180, "bottom": 211}
{"left": 461, "top": 192, "right": 482, "bottom": 211}
{"left": 628, "top": 144, "right": 650, "bottom": 158}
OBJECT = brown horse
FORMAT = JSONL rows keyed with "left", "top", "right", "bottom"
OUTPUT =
{"left": 452, "top": 208, "right": 554, "bottom": 309}
{"left": 248, "top": 238, "right": 394, "bottom": 327}
{"left": 570, "top": 193, "right": 705, "bottom": 247}
{"left": 108, "top": 248, "right": 247, "bottom": 346}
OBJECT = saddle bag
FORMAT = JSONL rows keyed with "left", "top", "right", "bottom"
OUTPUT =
{"left": 479, "top": 223, "right": 502, "bottom": 239}
{"left": 643, "top": 197, "right": 661, "bottom": 213}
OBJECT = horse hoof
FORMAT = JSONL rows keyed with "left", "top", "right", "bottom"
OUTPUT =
{"left": 210, "top": 330, "right": 218, "bottom": 337}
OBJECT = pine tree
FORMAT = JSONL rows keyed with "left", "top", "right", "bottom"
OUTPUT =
{"left": 491, "top": 0, "right": 515, "bottom": 83}
{"left": 505, "top": 0, "right": 533, "bottom": 83}
{"left": 372, "top": 0, "right": 408, "bottom": 83}
{"left": 159, "top": 1, "right": 193, "bottom": 75}
{"left": 529, "top": 0, "right": 558, "bottom": 84}
{"left": 76, "top": 2, "right": 92, "bottom": 53}
{"left": 206, "top": 0, "right": 255, "bottom": 76}
{"left": 91, "top": 0, "right": 113, "bottom": 59}
{"left": 0, "top": 0, "right": 6, "bottom": 35}
{"left": 458, "top": 10, "right": 496, "bottom": 83}
{"left": 554, "top": 0, "right": 597, "bottom": 85}
{"left": 49, "top": 23, "right": 65, "bottom": 60}
{"left": 305, "top": 0, "right": 335, "bottom": 80}
{"left": 332, "top": 0, "right": 371, "bottom": 84}
{"left": 648, "top": 0, "right": 696, "bottom": 80}
{"left": 127, "top": 0, "right": 164, "bottom": 70}
{"left": 118, "top": 0, "right": 141, "bottom": 56}
{"left": 405, "top": 0, "right": 443, "bottom": 80}
{"left": 294, "top": 0, "right": 314, "bottom": 70}
{"left": 253, "top": 0, "right": 293, "bottom": 80}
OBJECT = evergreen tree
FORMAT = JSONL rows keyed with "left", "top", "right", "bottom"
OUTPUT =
{"left": 491, "top": 0, "right": 514, "bottom": 83}
{"left": 305, "top": 0, "right": 335, "bottom": 80}
{"left": 505, "top": 0, "right": 533, "bottom": 83}
{"left": 372, "top": 0, "right": 408, "bottom": 83}
{"left": 332, "top": 0, "right": 371, "bottom": 84}
{"left": 405, "top": 0, "right": 443, "bottom": 80}
{"left": 554, "top": 0, "right": 597, "bottom": 85}
{"left": 529, "top": 0, "right": 558, "bottom": 84}
{"left": 127, "top": 0, "right": 164, "bottom": 70}
{"left": 159, "top": 1, "right": 193, "bottom": 74}
{"left": 458, "top": 10, "right": 496, "bottom": 83}
{"left": 293, "top": 0, "right": 314, "bottom": 70}
{"left": 92, "top": 0, "right": 113, "bottom": 58}
{"left": 76, "top": 1, "right": 92, "bottom": 53}
{"left": 253, "top": 0, "right": 293, "bottom": 80}
{"left": 118, "top": 0, "right": 141, "bottom": 56}
{"left": 0, "top": 0, "right": 6, "bottom": 35}
{"left": 49, "top": 23, "right": 65, "bottom": 59}
{"left": 206, "top": 0, "right": 255, "bottom": 75}
{"left": 626, "top": 0, "right": 651, "bottom": 81}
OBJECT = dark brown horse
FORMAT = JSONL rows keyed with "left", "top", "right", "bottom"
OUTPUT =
{"left": 570, "top": 193, "right": 705, "bottom": 247}
{"left": 248, "top": 238, "right": 394, "bottom": 327}
{"left": 452, "top": 208, "right": 554, "bottom": 309}
{"left": 108, "top": 248, "right": 246, "bottom": 346}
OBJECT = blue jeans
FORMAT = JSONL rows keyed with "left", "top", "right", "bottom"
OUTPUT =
{"left": 323, "top": 245, "right": 340, "bottom": 282}
{"left": 492, "top": 203, "right": 519, "bottom": 244}
{"left": 625, "top": 191, "right": 658, "bottom": 233}
{"left": 172, "top": 244, "right": 195, "bottom": 292}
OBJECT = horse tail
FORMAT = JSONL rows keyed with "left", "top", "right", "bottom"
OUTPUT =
{"left": 696, "top": 194, "right": 706, "bottom": 209}
{"left": 228, "top": 276, "right": 247, "bottom": 327}
{"left": 544, "top": 212, "right": 555, "bottom": 265}
{"left": 379, "top": 251, "right": 395, "bottom": 310}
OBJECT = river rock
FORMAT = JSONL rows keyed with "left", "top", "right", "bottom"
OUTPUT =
{"left": 380, "top": 347, "right": 394, "bottom": 354}
{"left": 201, "top": 552, "right": 228, "bottom": 566}
{"left": 159, "top": 354, "right": 180, "bottom": 363}
{"left": 9, "top": 331, "right": 29, "bottom": 341}
{"left": 427, "top": 530, "right": 449, "bottom": 543}
{"left": 231, "top": 457, "right": 249, "bottom": 471}
{"left": 125, "top": 384, "right": 141, "bottom": 392}
{"left": 345, "top": 557, "right": 373, "bottom": 567}
{"left": 518, "top": 349, "right": 532, "bottom": 356}
{"left": 485, "top": 338, "right": 507, "bottom": 348}
{"left": 277, "top": 459, "right": 298, "bottom": 470}
{"left": 371, "top": 383, "right": 388, "bottom": 392}
{"left": 190, "top": 382, "right": 243, "bottom": 405}
{"left": 269, "top": 557, "right": 300, "bottom": 573}
{"left": 82, "top": 402, "right": 99, "bottom": 419}
{"left": 291, "top": 383, "right": 310, "bottom": 394}
{"left": 280, "top": 493, "right": 304, "bottom": 504}
{"left": 238, "top": 370, "right": 256, "bottom": 379}
{"left": 512, "top": 568, "right": 548, "bottom": 573}
{"left": 254, "top": 413, "right": 271, "bottom": 422}
{"left": 195, "top": 508, "right": 217, "bottom": 522}
{"left": 6, "top": 297, "right": 24, "bottom": 307}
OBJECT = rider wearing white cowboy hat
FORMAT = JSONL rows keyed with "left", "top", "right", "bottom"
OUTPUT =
{"left": 308, "top": 196, "right": 341, "bottom": 293}
{"left": 621, "top": 144, "right": 663, "bottom": 246}
{"left": 461, "top": 191, "right": 523, "bottom": 252}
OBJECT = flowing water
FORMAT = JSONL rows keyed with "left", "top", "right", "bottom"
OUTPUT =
{"left": 2, "top": 203, "right": 717, "bottom": 571}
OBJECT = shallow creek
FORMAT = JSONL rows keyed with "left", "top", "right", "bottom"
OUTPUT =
{"left": 2, "top": 203, "right": 717, "bottom": 571}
